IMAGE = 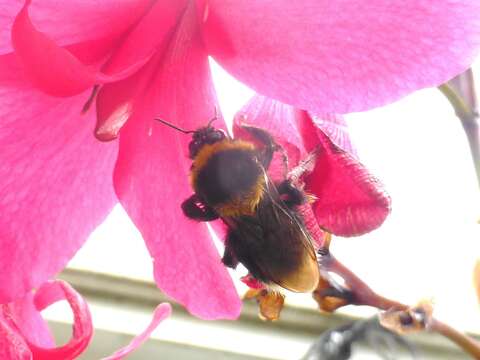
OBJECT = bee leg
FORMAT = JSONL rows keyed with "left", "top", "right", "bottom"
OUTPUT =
{"left": 239, "top": 124, "right": 279, "bottom": 169}
{"left": 277, "top": 180, "right": 306, "bottom": 208}
{"left": 222, "top": 243, "right": 239, "bottom": 269}
{"left": 319, "top": 287, "right": 356, "bottom": 305}
{"left": 181, "top": 194, "right": 219, "bottom": 221}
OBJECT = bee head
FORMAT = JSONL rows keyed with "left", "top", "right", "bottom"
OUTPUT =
{"left": 189, "top": 126, "right": 226, "bottom": 159}
{"left": 154, "top": 110, "right": 225, "bottom": 159}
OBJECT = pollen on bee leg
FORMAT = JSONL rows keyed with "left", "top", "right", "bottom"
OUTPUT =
{"left": 312, "top": 275, "right": 351, "bottom": 313}
{"left": 243, "top": 280, "right": 285, "bottom": 321}
{"left": 244, "top": 288, "right": 285, "bottom": 321}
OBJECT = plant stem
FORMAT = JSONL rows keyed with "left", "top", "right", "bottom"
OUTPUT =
{"left": 430, "top": 318, "right": 480, "bottom": 359}
{"left": 321, "top": 252, "right": 480, "bottom": 358}
{"left": 321, "top": 253, "right": 407, "bottom": 311}
{"left": 439, "top": 70, "right": 480, "bottom": 191}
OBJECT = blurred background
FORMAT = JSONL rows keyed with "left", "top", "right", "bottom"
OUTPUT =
{"left": 44, "top": 58, "right": 480, "bottom": 359}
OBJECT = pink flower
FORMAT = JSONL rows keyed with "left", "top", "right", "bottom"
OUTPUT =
{"left": 233, "top": 96, "right": 391, "bottom": 238}
{"left": 0, "top": 0, "right": 479, "bottom": 320}
{"left": 0, "top": 279, "right": 171, "bottom": 359}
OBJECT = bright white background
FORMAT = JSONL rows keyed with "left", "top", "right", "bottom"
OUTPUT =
{"left": 68, "top": 58, "right": 480, "bottom": 336}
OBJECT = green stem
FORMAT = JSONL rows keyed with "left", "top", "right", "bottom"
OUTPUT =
{"left": 438, "top": 84, "right": 473, "bottom": 121}
{"left": 439, "top": 71, "right": 480, "bottom": 191}
{"left": 462, "top": 118, "right": 480, "bottom": 191}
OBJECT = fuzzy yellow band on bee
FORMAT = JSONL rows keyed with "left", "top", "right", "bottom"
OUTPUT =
{"left": 214, "top": 178, "right": 265, "bottom": 217}
{"left": 190, "top": 139, "right": 266, "bottom": 217}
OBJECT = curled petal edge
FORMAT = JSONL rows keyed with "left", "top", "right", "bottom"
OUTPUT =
{"left": 28, "top": 280, "right": 93, "bottom": 360}
{"left": 101, "top": 303, "right": 172, "bottom": 360}
{"left": 4, "top": 280, "right": 172, "bottom": 360}
{"left": 301, "top": 119, "right": 391, "bottom": 236}
{"left": 11, "top": 0, "right": 153, "bottom": 97}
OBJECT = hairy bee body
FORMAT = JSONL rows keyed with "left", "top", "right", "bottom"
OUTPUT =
{"left": 182, "top": 124, "right": 319, "bottom": 292}
{"left": 191, "top": 140, "right": 264, "bottom": 217}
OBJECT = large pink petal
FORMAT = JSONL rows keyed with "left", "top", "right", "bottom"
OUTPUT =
{"left": 203, "top": 0, "right": 480, "bottom": 113}
{"left": 298, "top": 117, "right": 391, "bottom": 236}
{"left": 28, "top": 281, "right": 93, "bottom": 360}
{"left": 10, "top": 0, "right": 157, "bottom": 97}
{"left": 102, "top": 0, "right": 188, "bottom": 76}
{"left": 113, "top": 2, "right": 241, "bottom": 320}
{"left": 0, "top": 53, "right": 27, "bottom": 86}
{"left": 1, "top": 0, "right": 151, "bottom": 55}
{"left": 102, "top": 303, "right": 172, "bottom": 360}
{"left": 0, "top": 81, "right": 118, "bottom": 303}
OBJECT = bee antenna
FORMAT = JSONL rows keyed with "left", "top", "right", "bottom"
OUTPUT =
{"left": 207, "top": 106, "right": 219, "bottom": 127}
{"left": 155, "top": 118, "right": 194, "bottom": 134}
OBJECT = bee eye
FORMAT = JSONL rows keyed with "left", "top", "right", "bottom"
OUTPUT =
{"left": 189, "top": 141, "right": 200, "bottom": 158}
{"left": 208, "top": 131, "right": 225, "bottom": 143}
{"left": 214, "top": 131, "right": 225, "bottom": 140}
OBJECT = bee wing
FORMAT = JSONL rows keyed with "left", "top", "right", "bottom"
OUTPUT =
{"left": 230, "top": 173, "right": 319, "bottom": 293}
{"left": 263, "top": 176, "right": 320, "bottom": 292}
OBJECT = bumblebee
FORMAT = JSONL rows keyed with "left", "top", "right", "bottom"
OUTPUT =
{"left": 158, "top": 117, "right": 320, "bottom": 292}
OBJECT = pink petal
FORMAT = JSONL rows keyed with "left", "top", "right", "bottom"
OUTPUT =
{"left": 234, "top": 96, "right": 303, "bottom": 152}
{"left": 0, "top": 41, "right": 113, "bottom": 88}
{"left": 1, "top": 0, "right": 152, "bottom": 55}
{"left": 0, "top": 280, "right": 92, "bottom": 360}
{"left": 0, "top": 53, "right": 28, "bottom": 86}
{"left": 10, "top": 0, "right": 157, "bottom": 96}
{"left": 233, "top": 95, "right": 304, "bottom": 179}
{"left": 296, "top": 204, "right": 325, "bottom": 249}
{"left": 2, "top": 283, "right": 169, "bottom": 360}
{"left": 299, "top": 117, "right": 391, "bottom": 236}
{"left": 203, "top": 1, "right": 480, "bottom": 113}
{"left": 95, "top": 0, "right": 189, "bottom": 138}
{"left": 309, "top": 113, "right": 357, "bottom": 157}
{"left": 113, "top": 2, "right": 241, "bottom": 320}
{"left": 0, "top": 314, "right": 32, "bottom": 360}
{"left": 102, "top": 303, "right": 172, "bottom": 360}
{"left": 0, "top": 81, "right": 117, "bottom": 303}
{"left": 6, "top": 294, "right": 54, "bottom": 349}
{"left": 0, "top": 291, "right": 54, "bottom": 360}
{"left": 102, "top": 0, "right": 187, "bottom": 76}
{"left": 95, "top": 71, "right": 142, "bottom": 141}
{"left": 28, "top": 280, "right": 93, "bottom": 360}
{"left": 232, "top": 96, "right": 357, "bottom": 177}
